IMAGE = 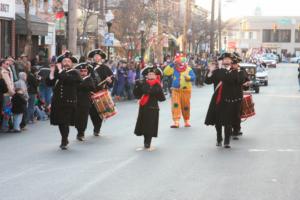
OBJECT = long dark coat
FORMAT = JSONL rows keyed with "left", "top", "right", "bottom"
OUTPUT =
{"left": 133, "top": 80, "right": 166, "bottom": 138}
{"left": 220, "top": 69, "right": 246, "bottom": 126}
{"left": 46, "top": 69, "right": 82, "bottom": 126}
{"left": 205, "top": 68, "right": 246, "bottom": 126}
{"left": 204, "top": 68, "right": 224, "bottom": 126}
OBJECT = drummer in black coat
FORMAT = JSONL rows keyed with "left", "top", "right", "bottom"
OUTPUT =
{"left": 46, "top": 51, "right": 82, "bottom": 150}
{"left": 133, "top": 65, "right": 166, "bottom": 151}
{"left": 87, "top": 49, "right": 114, "bottom": 136}
{"left": 231, "top": 53, "right": 250, "bottom": 139}
{"left": 74, "top": 63, "right": 95, "bottom": 141}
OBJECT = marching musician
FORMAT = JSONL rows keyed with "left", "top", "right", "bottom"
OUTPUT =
{"left": 229, "top": 53, "right": 248, "bottom": 140}
{"left": 46, "top": 51, "right": 82, "bottom": 150}
{"left": 74, "top": 63, "right": 95, "bottom": 141}
{"left": 87, "top": 49, "right": 114, "bottom": 136}
{"left": 231, "top": 52, "right": 251, "bottom": 139}
{"left": 133, "top": 65, "right": 166, "bottom": 151}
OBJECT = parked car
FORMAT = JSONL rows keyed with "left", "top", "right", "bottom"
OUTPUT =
{"left": 256, "top": 65, "right": 269, "bottom": 86}
{"left": 260, "top": 54, "right": 277, "bottom": 68}
{"left": 290, "top": 56, "right": 300, "bottom": 63}
{"left": 239, "top": 63, "right": 260, "bottom": 93}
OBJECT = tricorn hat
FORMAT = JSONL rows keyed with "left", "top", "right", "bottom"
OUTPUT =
{"left": 74, "top": 62, "right": 93, "bottom": 73}
{"left": 218, "top": 52, "right": 234, "bottom": 61}
{"left": 56, "top": 51, "right": 78, "bottom": 63}
{"left": 141, "top": 64, "right": 163, "bottom": 77}
{"left": 232, "top": 52, "right": 242, "bottom": 64}
{"left": 87, "top": 49, "right": 107, "bottom": 59}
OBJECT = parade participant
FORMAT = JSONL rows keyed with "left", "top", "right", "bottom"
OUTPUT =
{"left": 46, "top": 51, "right": 82, "bottom": 150}
{"left": 219, "top": 53, "right": 246, "bottom": 148}
{"left": 231, "top": 52, "right": 251, "bottom": 139}
{"left": 74, "top": 63, "right": 95, "bottom": 141}
{"left": 204, "top": 57, "right": 224, "bottom": 146}
{"left": 205, "top": 52, "right": 245, "bottom": 148}
{"left": 133, "top": 65, "right": 166, "bottom": 151}
{"left": 87, "top": 49, "right": 114, "bottom": 136}
{"left": 164, "top": 53, "right": 196, "bottom": 128}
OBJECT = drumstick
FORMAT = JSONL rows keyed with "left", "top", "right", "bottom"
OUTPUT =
{"left": 97, "top": 75, "right": 113, "bottom": 86}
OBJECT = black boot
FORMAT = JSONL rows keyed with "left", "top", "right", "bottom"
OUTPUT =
{"left": 60, "top": 139, "right": 69, "bottom": 150}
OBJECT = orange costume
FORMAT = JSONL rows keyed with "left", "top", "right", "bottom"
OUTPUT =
{"left": 163, "top": 54, "right": 196, "bottom": 128}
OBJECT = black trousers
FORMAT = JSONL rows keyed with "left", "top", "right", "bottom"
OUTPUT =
{"left": 144, "top": 135, "right": 152, "bottom": 148}
{"left": 89, "top": 105, "right": 103, "bottom": 134}
{"left": 58, "top": 124, "right": 69, "bottom": 145}
{"left": 232, "top": 101, "right": 242, "bottom": 136}
{"left": 216, "top": 124, "right": 231, "bottom": 145}
{"left": 75, "top": 107, "right": 90, "bottom": 136}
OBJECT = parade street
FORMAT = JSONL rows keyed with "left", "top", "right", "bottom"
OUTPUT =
{"left": 0, "top": 63, "right": 299, "bottom": 200}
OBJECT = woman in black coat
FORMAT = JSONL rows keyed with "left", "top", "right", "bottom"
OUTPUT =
{"left": 133, "top": 66, "right": 165, "bottom": 151}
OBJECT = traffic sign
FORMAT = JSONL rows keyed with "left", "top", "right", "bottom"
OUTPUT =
{"left": 104, "top": 33, "right": 114, "bottom": 46}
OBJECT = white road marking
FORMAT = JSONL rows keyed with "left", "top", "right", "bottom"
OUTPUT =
{"left": 248, "top": 149, "right": 269, "bottom": 152}
{"left": 277, "top": 149, "right": 299, "bottom": 152}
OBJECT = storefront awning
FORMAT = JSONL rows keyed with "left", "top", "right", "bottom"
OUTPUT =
{"left": 16, "top": 13, "right": 48, "bottom": 36}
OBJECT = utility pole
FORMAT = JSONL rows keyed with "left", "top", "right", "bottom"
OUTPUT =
{"left": 210, "top": 0, "right": 215, "bottom": 55}
{"left": 156, "top": 0, "right": 163, "bottom": 63}
{"left": 218, "top": 0, "right": 222, "bottom": 53}
{"left": 183, "top": 0, "right": 191, "bottom": 54}
{"left": 68, "top": 0, "right": 77, "bottom": 54}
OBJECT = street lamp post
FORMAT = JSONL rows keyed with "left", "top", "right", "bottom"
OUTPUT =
{"left": 105, "top": 10, "right": 114, "bottom": 60}
{"left": 139, "top": 20, "right": 146, "bottom": 68}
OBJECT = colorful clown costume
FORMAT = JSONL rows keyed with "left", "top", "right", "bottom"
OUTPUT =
{"left": 164, "top": 54, "right": 196, "bottom": 128}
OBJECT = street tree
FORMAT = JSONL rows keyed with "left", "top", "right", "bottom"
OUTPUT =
{"left": 23, "top": 0, "right": 33, "bottom": 59}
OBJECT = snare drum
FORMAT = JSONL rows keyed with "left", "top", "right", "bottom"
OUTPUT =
{"left": 91, "top": 90, "right": 117, "bottom": 119}
{"left": 241, "top": 94, "right": 255, "bottom": 119}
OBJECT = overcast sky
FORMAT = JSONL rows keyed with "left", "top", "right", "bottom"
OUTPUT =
{"left": 196, "top": 0, "right": 300, "bottom": 19}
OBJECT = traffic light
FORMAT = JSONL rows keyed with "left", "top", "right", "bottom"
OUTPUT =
{"left": 272, "top": 24, "right": 278, "bottom": 32}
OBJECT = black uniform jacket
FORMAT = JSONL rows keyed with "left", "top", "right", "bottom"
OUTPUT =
{"left": 133, "top": 80, "right": 166, "bottom": 138}
{"left": 46, "top": 68, "right": 82, "bottom": 126}
{"left": 77, "top": 75, "right": 95, "bottom": 108}
{"left": 90, "top": 62, "right": 114, "bottom": 91}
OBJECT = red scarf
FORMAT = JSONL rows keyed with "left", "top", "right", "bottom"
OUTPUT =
{"left": 216, "top": 83, "right": 223, "bottom": 105}
{"left": 139, "top": 79, "right": 161, "bottom": 107}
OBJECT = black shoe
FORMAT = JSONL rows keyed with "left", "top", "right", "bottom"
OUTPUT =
{"left": 232, "top": 136, "right": 239, "bottom": 140}
{"left": 144, "top": 143, "right": 151, "bottom": 149}
{"left": 94, "top": 132, "right": 100, "bottom": 136}
{"left": 216, "top": 142, "right": 222, "bottom": 147}
{"left": 59, "top": 144, "right": 68, "bottom": 150}
{"left": 224, "top": 144, "right": 231, "bottom": 148}
{"left": 60, "top": 140, "right": 69, "bottom": 150}
{"left": 238, "top": 132, "right": 243, "bottom": 136}
{"left": 76, "top": 135, "right": 85, "bottom": 141}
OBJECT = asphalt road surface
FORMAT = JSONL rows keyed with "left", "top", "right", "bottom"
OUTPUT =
{"left": 0, "top": 63, "right": 299, "bottom": 200}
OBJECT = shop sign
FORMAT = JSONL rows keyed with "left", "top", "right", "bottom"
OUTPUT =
{"left": 0, "top": 0, "right": 15, "bottom": 19}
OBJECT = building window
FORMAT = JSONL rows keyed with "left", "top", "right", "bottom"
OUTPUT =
{"left": 263, "top": 29, "right": 291, "bottom": 43}
{"left": 1, "top": 20, "right": 12, "bottom": 58}
{"left": 295, "top": 30, "right": 300, "bottom": 43}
